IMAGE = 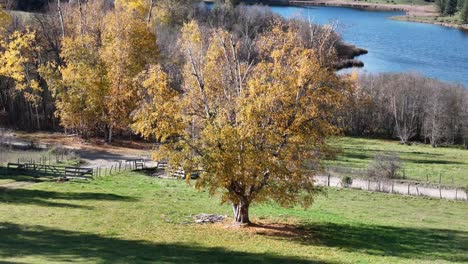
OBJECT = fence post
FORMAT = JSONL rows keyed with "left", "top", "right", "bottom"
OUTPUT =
{"left": 407, "top": 183, "right": 410, "bottom": 195}
{"left": 327, "top": 174, "right": 330, "bottom": 187}
{"left": 439, "top": 173, "right": 442, "bottom": 199}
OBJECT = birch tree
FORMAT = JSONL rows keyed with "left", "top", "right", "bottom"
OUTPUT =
{"left": 133, "top": 20, "right": 348, "bottom": 224}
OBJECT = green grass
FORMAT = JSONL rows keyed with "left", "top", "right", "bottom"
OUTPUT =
{"left": 0, "top": 149, "right": 81, "bottom": 185}
{"left": 327, "top": 137, "right": 468, "bottom": 186}
{"left": 0, "top": 171, "right": 467, "bottom": 263}
{"left": 409, "top": 13, "right": 465, "bottom": 24}
{"left": 392, "top": 11, "right": 466, "bottom": 27}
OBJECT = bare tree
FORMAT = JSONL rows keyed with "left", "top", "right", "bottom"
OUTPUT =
{"left": 460, "top": 90, "right": 468, "bottom": 149}
{"left": 367, "top": 152, "right": 403, "bottom": 180}
{"left": 56, "top": 0, "right": 65, "bottom": 38}
{"left": 422, "top": 83, "right": 450, "bottom": 147}
{"left": 389, "top": 74, "right": 424, "bottom": 145}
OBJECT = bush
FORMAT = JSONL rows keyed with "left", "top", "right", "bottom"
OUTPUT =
{"left": 342, "top": 175, "right": 353, "bottom": 187}
{"left": 367, "top": 152, "right": 403, "bottom": 180}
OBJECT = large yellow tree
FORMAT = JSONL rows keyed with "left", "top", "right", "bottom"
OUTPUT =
{"left": 101, "top": 5, "right": 158, "bottom": 141}
{"left": 133, "top": 20, "right": 348, "bottom": 224}
{"left": 42, "top": 2, "right": 158, "bottom": 141}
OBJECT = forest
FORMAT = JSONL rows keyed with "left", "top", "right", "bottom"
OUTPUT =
{"left": 0, "top": 0, "right": 467, "bottom": 149}
{"left": 0, "top": 0, "right": 467, "bottom": 250}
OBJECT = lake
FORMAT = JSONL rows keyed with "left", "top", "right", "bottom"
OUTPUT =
{"left": 268, "top": 6, "right": 468, "bottom": 86}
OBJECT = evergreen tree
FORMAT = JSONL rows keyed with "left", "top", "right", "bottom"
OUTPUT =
{"left": 458, "top": 0, "right": 464, "bottom": 10}
{"left": 461, "top": 0, "right": 468, "bottom": 22}
{"left": 445, "top": 0, "right": 458, "bottom": 15}
{"left": 437, "top": 0, "right": 446, "bottom": 14}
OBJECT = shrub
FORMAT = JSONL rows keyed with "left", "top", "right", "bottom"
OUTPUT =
{"left": 367, "top": 152, "right": 403, "bottom": 180}
{"left": 342, "top": 175, "right": 353, "bottom": 187}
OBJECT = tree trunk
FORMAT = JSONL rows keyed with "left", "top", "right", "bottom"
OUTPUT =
{"left": 57, "top": 0, "right": 65, "bottom": 38}
{"left": 232, "top": 201, "right": 250, "bottom": 224}
{"left": 147, "top": 0, "right": 155, "bottom": 24}
{"left": 35, "top": 105, "right": 40, "bottom": 130}
{"left": 108, "top": 124, "right": 113, "bottom": 143}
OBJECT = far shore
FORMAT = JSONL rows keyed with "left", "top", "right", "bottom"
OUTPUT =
{"left": 392, "top": 15, "right": 468, "bottom": 30}
{"left": 204, "top": 0, "right": 468, "bottom": 30}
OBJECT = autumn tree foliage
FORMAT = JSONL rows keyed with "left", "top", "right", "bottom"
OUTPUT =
{"left": 41, "top": 1, "right": 158, "bottom": 141}
{"left": 0, "top": 6, "right": 45, "bottom": 129}
{"left": 133, "top": 20, "right": 348, "bottom": 224}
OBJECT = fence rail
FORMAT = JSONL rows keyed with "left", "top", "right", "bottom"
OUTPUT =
{"left": 7, "top": 162, "right": 93, "bottom": 179}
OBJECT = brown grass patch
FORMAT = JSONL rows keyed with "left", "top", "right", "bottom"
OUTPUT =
{"left": 205, "top": 218, "right": 317, "bottom": 241}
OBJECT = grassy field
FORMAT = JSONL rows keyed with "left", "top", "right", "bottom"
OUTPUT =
{"left": 0, "top": 171, "right": 467, "bottom": 263}
{"left": 327, "top": 137, "right": 468, "bottom": 187}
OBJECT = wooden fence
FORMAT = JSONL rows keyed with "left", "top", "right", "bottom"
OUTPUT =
{"left": 7, "top": 162, "right": 93, "bottom": 179}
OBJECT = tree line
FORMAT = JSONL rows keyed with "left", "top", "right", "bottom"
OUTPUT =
{"left": 341, "top": 73, "right": 468, "bottom": 148}
{"left": 0, "top": 0, "right": 344, "bottom": 138}
{"left": 437, "top": 0, "right": 468, "bottom": 21}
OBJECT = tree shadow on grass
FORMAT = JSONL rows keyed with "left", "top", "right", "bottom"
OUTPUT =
{"left": 404, "top": 159, "right": 464, "bottom": 165}
{"left": 0, "top": 222, "right": 331, "bottom": 264}
{"left": 255, "top": 222, "right": 468, "bottom": 263}
{"left": 339, "top": 150, "right": 448, "bottom": 162}
{"left": 0, "top": 188, "right": 137, "bottom": 209}
{"left": 0, "top": 167, "right": 50, "bottom": 183}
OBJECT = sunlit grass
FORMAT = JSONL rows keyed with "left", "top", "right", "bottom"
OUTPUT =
{"left": 327, "top": 137, "right": 468, "bottom": 186}
{"left": 0, "top": 172, "right": 466, "bottom": 263}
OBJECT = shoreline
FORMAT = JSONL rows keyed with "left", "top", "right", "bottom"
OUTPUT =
{"left": 295, "top": 0, "right": 468, "bottom": 30}
{"left": 218, "top": 0, "right": 468, "bottom": 30}
{"left": 391, "top": 15, "right": 468, "bottom": 30}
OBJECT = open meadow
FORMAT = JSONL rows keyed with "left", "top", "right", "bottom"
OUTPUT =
{"left": 0, "top": 171, "right": 467, "bottom": 263}
{"left": 327, "top": 137, "right": 468, "bottom": 187}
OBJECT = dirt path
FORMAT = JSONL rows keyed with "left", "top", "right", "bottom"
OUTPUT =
{"left": 2, "top": 131, "right": 156, "bottom": 168}
{"left": 314, "top": 175, "right": 468, "bottom": 201}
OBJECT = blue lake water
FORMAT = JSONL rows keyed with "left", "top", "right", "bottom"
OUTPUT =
{"left": 268, "top": 6, "right": 468, "bottom": 86}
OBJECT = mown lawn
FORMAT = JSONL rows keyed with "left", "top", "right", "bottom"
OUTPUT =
{"left": 0, "top": 172, "right": 467, "bottom": 263}
{"left": 327, "top": 137, "right": 468, "bottom": 186}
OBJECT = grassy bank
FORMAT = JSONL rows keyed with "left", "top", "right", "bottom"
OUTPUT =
{"left": 392, "top": 14, "right": 468, "bottom": 29}
{"left": 327, "top": 137, "right": 468, "bottom": 187}
{"left": 0, "top": 172, "right": 467, "bottom": 263}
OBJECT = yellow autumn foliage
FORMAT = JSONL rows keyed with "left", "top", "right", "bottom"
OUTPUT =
{"left": 42, "top": 3, "right": 159, "bottom": 140}
{"left": 0, "top": 5, "right": 11, "bottom": 34}
{"left": 132, "top": 20, "right": 351, "bottom": 224}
